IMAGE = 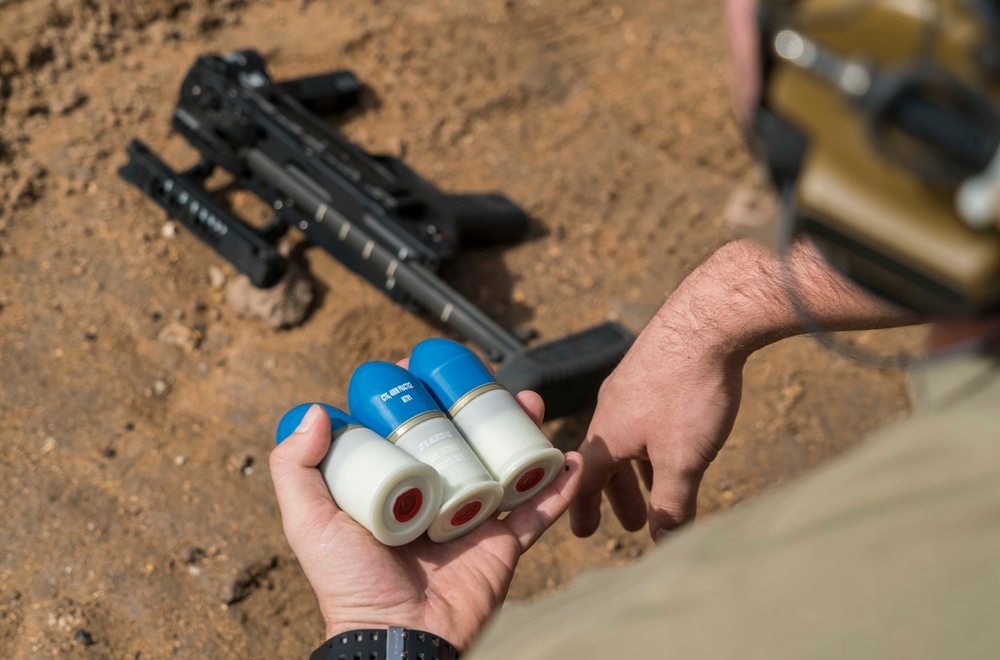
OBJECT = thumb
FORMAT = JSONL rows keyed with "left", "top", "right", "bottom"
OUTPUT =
{"left": 270, "top": 404, "right": 340, "bottom": 526}
{"left": 647, "top": 467, "right": 703, "bottom": 543}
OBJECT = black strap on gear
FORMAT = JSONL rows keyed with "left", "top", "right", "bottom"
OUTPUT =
{"left": 310, "top": 627, "right": 460, "bottom": 660}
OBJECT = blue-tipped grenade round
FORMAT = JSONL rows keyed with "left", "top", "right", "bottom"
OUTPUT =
{"left": 276, "top": 403, "right": 443, "bottom": 546}
{"left": 348, "top": 362, "right": 504, "bottom": 543}
{"left": 409, "top": 339, "right": 565, "bottom": 511}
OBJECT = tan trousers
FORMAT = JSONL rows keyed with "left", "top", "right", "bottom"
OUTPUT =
{"left": 470, "top": 354, "right": 1000, "bottom": 660}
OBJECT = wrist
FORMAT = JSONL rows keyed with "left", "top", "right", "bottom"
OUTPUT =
{"left": 651, "top": 239, "right": 786, "bottom": 364}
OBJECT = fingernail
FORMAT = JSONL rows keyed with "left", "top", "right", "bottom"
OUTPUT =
{"left": 654, "top": 528, "right": 672, "bottom": 544}
{"left": 295, "top": 404, "right": 324, "bottom": 434}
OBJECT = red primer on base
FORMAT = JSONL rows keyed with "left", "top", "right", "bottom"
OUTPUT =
{"left": 450, "top": 500, "right": 482, "bottom": 527}
{"left": 515, "top": 467, "right": 545, "bottom": 493}
{"left": 393, "top": 488, "right": 423, "bottom": 523}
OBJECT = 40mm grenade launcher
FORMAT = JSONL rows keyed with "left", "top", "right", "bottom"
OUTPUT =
{"left": 119, "top": 50, "right": 634, "bottom": 418}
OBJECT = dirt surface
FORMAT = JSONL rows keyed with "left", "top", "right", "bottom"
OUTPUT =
{"left": 1, "top": 0, "right": 923, "bottom": 656}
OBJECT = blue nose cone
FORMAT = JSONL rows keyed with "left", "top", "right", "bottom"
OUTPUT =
{"left": 275, "top": 403, "right": 357, "bottom": 445}
{"left": 409, "top": 339, "right": 496, "bottom": 411}
{"left": 348, "top": 362, "right": 442, "bottom": 438}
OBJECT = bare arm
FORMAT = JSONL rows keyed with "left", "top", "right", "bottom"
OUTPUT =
{"left": 657, "top": 237, "right": 919, "bottom": 359}
{"left": 570, "top": 237, "right": 922, "bottom": 540}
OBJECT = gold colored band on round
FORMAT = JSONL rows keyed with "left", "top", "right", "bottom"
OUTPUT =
{"left": 332, "top": 424, "right": 363, "bottom": 440}
{"left": 448, "top": 382, "right": 506, "bottom": 417}
{"left": 386, "top": 410, "right": 447, "bottom": 444}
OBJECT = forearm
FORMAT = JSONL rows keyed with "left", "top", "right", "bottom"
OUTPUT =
{"left": 650, "top": 238, "right": 924, "bottom": 362}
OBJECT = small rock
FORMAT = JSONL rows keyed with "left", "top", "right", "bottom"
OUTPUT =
{"left": 173, "top": 455, "right": 186, "bottom": 467}
{"left": 157, "top": 322, "right": 201, "bottom": 351}
{"left": 74, "top": 629, "right": 95, "bottom": 646}
{"left": 228, "top": 453, "right": 255, "bottom": 476}
{"left": 605, "top": 538, "right": 623, "bottom": 552}
{"left": 208, "top": 266, "right": 227, "bottom": 291}
{"left": 180, "top": 546, "right": 207, "bottom": 564}
{"left": 83, "top": 325, "right": 98, "bottom": 341}
{"left": 161, "top": 221, "right": 176, "bottom": 238}
{"left": 225, "top": 264, "right": 314, "bottom": 329}
{"left": 41, "top": 437, "right": 57, "bottom": 454}
{"left": 101, "top": 447, "right": 116, "bottom": 459}
{"left": 152, "top": 378, "right": 171, "bottom": 398}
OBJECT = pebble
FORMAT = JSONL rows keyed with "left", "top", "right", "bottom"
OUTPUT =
{"left": 161, "top": 221, "right": 176, "bottom": 238}
{"left": 73, "top": 629, "right": 95, "bottom": 646}
{"left": 101, "top": 447, "right": 116, "bottom": 458}
{"left": 157, "top": 322, "right": 200, "bottom": 351}
{"left": 173, "top": 455, "right": 186, "bottom": 467}
{"left": 228, "top": 453, "right": 255, "bottom": 476}
{"left": 225, "top": 265, "right": 314, "bottom": 329}
{"left": 208, "top": 266, "right": 226, "bottom": 291}
{"left": 41, "top": 437, "right": 57, "bottom": 454}
{"left": 152, "top": 378, "right": 171, "bottom": 398}
{"left": 180, "top": 546, "right": 207, "bottom": 564}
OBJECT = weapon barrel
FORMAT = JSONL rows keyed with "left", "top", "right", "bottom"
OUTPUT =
{"left": 245, "top": 148, "right": 526, "bottom": 359}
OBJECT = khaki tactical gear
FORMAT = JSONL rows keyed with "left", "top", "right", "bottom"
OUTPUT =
{"left": 470, "top": 353, "right": 1000, "bottom": 659}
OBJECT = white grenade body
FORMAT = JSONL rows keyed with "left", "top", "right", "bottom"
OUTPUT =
{"left": 320, "top": 424, "right": 443, "bottom": 546}
{"left": 348, "top": 362, "right": 504, "bottom": 543}
{"left": 409, "top": 339, "right": 565, "bottom": 511}
{"left": 390, "top": 412, "right": 504, "bottom": 542}
{"left": 275, "top": 403, "right": 442, "bottom": 546}
{"left": 450, "top": 386, "right": 564, "bottom": 510}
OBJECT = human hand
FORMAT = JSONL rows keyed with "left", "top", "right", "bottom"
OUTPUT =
{"left": 569, "top": 300, "right": 746, "bottom": 542}
{"left": 270, "top": 387, "right": 584, "bottom": 652}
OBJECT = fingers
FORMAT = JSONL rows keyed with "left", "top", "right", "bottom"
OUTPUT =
{"left": 514, "top": 390, "right": 545, "bottom": 428}
{"left": 646, "top": 467, "right": 702, "bottom": 543}
{"left": 605, "top": 464, "right": 648, "bottom": 532}
{"left": 503, "top": 452, "right": 585, "bottom": 553}
{"left": 270, "top": 405, "right": 340, "bottom": 527}
{"left": 569, "top": 435, "right": 621, "bottom": 537}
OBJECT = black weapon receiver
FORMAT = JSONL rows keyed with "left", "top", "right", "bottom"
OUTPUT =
{"left": 119, "top": 50, "right": 634, "bottom": 418}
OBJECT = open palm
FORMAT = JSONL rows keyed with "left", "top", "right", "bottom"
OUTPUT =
{"left": 270, "top": 393, "right": 583, "bottom": 652}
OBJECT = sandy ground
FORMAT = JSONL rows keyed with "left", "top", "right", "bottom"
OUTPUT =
{"left": 1, "top": 0, "right": 922, "bottom": 656}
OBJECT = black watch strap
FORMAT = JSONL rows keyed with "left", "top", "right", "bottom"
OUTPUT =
{"left": 310, "top": 626, "right": 460, "bottom": 660}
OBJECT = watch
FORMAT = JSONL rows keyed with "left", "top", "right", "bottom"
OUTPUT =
{"left": 310, "top": 626, "right": 461, "bottom": 660}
